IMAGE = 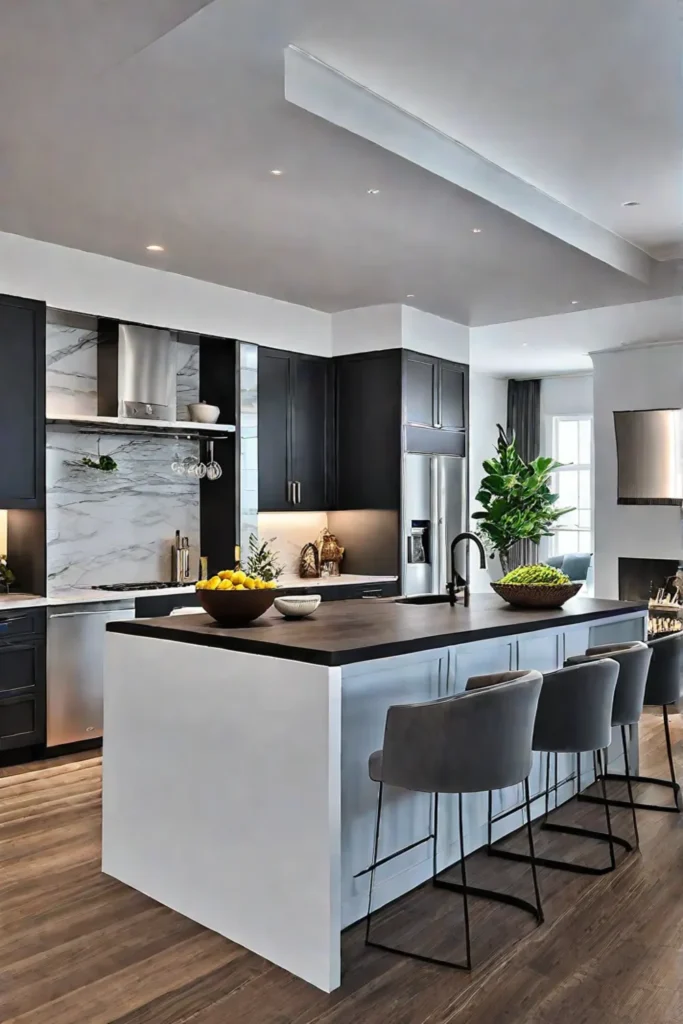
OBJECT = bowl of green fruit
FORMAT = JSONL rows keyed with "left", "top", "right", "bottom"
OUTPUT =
{"left": 491, "top": 564, "right": 582, "bottom": 609}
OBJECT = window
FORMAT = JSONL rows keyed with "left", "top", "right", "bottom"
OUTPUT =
{"left": 549, "top": 416, "right": 592, "bottom": 556}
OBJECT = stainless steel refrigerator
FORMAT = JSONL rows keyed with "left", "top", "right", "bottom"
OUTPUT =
{"left": 402, "top": 452, "right": 468, "bottom": 596}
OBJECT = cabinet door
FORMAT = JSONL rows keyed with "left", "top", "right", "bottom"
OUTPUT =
{"left": 257, "top": 348, "right": 293, "bottom": 511}
{"left": 438, "top": 362, "right": 466, "bottom": 430}
{"left": 0, "top": 640, "right": 45, "bottom": 749}
{"left": 0, "top": 294, "right": 46, "bottom": 508}
{"left": 405, "top": 354, "right": 436, "bottom": 427}
{"left": 291, "top": 354, "right": 329, "bottom": 511}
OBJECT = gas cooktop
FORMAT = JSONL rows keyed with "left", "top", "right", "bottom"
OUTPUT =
{"left": 93, "top": 581, "right": 196, "bottom": 592}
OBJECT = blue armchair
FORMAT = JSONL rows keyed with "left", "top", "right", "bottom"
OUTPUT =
{"left": 545, "top": 552, "right": 593, "bottom": 584}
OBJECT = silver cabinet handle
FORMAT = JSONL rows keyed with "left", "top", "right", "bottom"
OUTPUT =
{"left": 287, "top": 481, "right": 293, "bottom": 503}
{"left": 295, "top": 481, "right": 301, "bottom": 504}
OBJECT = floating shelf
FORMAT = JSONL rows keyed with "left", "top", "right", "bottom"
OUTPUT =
{"left": 46, "top": 414, "right": 235, "bottom": 441}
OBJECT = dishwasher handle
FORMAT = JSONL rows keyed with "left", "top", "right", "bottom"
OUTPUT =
{"left": 49, "top": 609, "right": 130, "bottom": 618}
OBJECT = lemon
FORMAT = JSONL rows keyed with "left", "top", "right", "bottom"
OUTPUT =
{"left": 243, "top": 577, "right": 256, "bottom": 590}
{"left": 253, "top": 578, "right": 265, "bottom": 589}
{"left": 232, "top": 570, "right": 246, "bottom": 585}
{"left": 195, "top": 581, "right": 206, "bottom": 590}
{"left": 218, "top": 570, "right": 234, "bottom": 580}
{"left": 234, "top": 583, "right": 246, "bottom": 591}
{"left": 218, "top": 579, "right": 234, "bottom": 590}
{"left": 206, "top": 577, "right": 220, "bottom": 591}
{"left": 264, "top": 580, "right": 277, "bottom": 590}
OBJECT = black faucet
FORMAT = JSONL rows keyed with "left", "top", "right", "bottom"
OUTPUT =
{"left": 447, "top": 532, "right": 487, "bottom": 608}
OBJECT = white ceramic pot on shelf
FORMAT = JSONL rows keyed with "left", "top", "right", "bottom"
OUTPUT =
{"left": 188, "top": 401, "right": 220, "bottom": 424}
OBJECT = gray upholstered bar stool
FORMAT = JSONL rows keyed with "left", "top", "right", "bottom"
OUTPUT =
{"left": 591, "top": 633, "right": 682, "bottom": 813}
{"left": 490, "top": 658, "right": 623, "bottom": 876}
{"left": 566, "top": 641, "right": 652, "bottom": 847}
{"left": 365, "top": 669, "right": 543, "bottom": 971}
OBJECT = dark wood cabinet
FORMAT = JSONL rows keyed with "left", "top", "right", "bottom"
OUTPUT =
{"left": 0, "top": 632, "right": 46, "bottom": 750}
{"left": 335, "top": 350, "right": 402, "bottom": 510}
{"left": 403, "top": 351, "right": 467, "bottom": 432}
{"left": 258, "top": 348, "right": 332, "bottom": 512}
{"left": 0, "top": 293, "right": 46, "bottom": 509}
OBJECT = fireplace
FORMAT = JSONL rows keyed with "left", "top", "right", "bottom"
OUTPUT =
{"left": 618, "top": 557, "right": 683, "bottom": 638}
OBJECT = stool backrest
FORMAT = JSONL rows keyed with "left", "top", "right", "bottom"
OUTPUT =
{"left": 379, "top": 669, "right": 542, "bottom": 795}
{"left": 565, "top": 641, "right": 651, "bottom": 727}
{"left": 533, "top": 658, "right": 619, "bottom": 754}
{"left": 645, "top": 632, "right": 683, "bottom": 706}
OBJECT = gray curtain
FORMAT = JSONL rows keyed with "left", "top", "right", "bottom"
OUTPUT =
{"left": 507, "top": 379, "right": 541, "bottom": 570}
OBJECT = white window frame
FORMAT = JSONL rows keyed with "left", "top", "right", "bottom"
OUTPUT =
{"left": 548, "top": 414, "right": 593, "bottom": 557}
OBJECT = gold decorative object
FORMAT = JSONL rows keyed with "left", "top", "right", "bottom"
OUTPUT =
{"left": 299, "top": 543, "right": 320, "bottom": 579}
{"left": 317, "top": 528, "right": 344, "bottom": 577}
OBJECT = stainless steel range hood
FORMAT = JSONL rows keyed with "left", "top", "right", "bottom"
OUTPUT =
{"left": 614, "top": 409, "right": 683, "bottom": 505}
{"left": 97, "top": 321, "right": 177, "bottom": 420}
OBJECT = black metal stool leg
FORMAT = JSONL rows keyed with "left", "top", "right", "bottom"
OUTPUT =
{"left": 524, "top": 778, "right": 544, "bottom": 924}
{"left": 621, "top": 725, "right": 640, "bottom": 848}
{"left": 579, "top": 705, "right": 681, "bottom": 813}
{"left": 597, "top": 749, "right": 617, "bottom": 871}
{"left": 365, "top": 781, "right": 383, "bottom": 945}
{"left": 458, "top": 793, "right": 473, "bottom": 971}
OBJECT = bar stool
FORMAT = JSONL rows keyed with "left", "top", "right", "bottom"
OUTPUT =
{"left": 365, "top": 669, "right": 543, "bottom": 971}
{"left": 490, "top": 658, "right": 623, "bottom": 875}
{"left": 588, "top": 633, "right": 682, "bottom": 813}
{"left": 566, "top": 641, "right": 652, "bottom": 847}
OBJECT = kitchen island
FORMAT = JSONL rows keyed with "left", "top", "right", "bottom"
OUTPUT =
{"left": 103, "top": 595, "right": 647, "bottom": 992}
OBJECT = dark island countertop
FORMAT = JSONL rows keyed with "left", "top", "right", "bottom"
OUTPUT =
{"left": 106, "top": 594, "right": 647, "bottom": 667}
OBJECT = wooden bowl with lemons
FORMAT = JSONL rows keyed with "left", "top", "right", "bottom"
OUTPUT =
{"left": 195, "top": 570, "right": 277, "bottom": 627}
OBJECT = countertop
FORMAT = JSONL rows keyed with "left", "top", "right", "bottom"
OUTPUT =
{"left": 0, "top": 575, "right": 398, "bottom": 611}
{"left": 107, "top": 594, "right": 648, "bottom": 667}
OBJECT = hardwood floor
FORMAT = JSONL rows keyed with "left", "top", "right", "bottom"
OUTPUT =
{"left": 1, "top": 715, "right": 682, "bottom": 1024}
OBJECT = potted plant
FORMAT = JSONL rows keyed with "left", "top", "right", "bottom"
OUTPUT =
{"left": 473, "top": 425, "right": 574, "bottom": 576}
{"left": 0, "top": 555, "right": 15, "bottom": 594}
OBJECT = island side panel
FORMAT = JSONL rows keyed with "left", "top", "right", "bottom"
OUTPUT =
{"left": 102, "top": 632, "right": 342, "bottom": 993}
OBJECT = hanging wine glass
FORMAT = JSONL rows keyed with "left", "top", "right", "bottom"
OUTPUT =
{"left": 171, "top": 452, "right": 185, "bottom": 474}
{"left": 206, "top": 440, "right": 222, "bottom": 481}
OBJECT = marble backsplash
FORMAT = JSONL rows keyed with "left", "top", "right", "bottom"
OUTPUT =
{"left": 47, "top": 432, "right": 200, "bottom": 588}
{"left": 46, "top": 315, "right": 201, "bottom": 588}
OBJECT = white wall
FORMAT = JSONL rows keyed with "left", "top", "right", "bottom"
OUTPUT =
{"left": 331, "top": 304, "right": 470, "bottom": 361}
{"left": 540, "top": 373, "right": 593, "bottom": 454}
{"left": 0, "top": 230, "right": 332, "bottom": 355}
{"left": 592, "top": 342, "right": 683, "bottom": 598}
{"left": 468, "top": 372, "right": 508, "bottom": 590}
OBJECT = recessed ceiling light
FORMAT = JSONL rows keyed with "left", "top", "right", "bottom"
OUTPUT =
{"left": 522, "top": 343, "right": 528, "bottom": 347}
{"left": 270, "top": 168, "right": 284, "bottom": 176}
{"left": 621, "top": 200, "right": 640, "bottom": 207}
{"left": 367, "top": 188, "right": 380, "bottom": 195}
{"left": 406, "top": 293, "right": 415, "bottom": 298}
{"left": 472, "top": 227, "right": 482, "bottom": 234}
{"left": 146, "top": 244, "right": 164, "bottom": 252}
{"left": 571, "top": 299, "right": 580, "bottom": 305}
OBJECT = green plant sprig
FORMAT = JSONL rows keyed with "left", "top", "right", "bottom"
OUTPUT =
{"left": 245, "top": 534, "right": 283, "bottom": 582}
{"left": 82, "top": 455, "right": 117, "bottom": 472}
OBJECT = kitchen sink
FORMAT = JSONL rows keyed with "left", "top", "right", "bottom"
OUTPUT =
{"left": 396, "top": 594, "right": 454, "bottom": 606}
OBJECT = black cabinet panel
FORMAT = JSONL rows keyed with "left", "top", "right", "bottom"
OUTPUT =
{"left": 405, "top": 425, "right": 467, "bottom": 456}
{"left": 0, "top": 607, "right": 45, "bottom": 645}
{"left": 258, "top": 348, "right": 292, "bottom": 512}
{"left": 135, "top": 593, "right": 200, "bottom": 618}
{"left": 292, "top": 355, "right": 329, "bottom": 511}
{"left": 0, "top": 294, "right": 46, "bottom": 508}
{"left": 405, "top": 354, "right": 436, "bottom": 427}
{"left": 0, "top": 639, "right": 45, "bottom": 749}
{"left": 439, "top": 362, "right": 466, "bottom": 430}
{"left": 336, "top": 351, "right": 402, "bottom": 510}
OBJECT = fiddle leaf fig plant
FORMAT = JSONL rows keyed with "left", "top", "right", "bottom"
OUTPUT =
{"left": 473, "top": 425, "right": 574, "bottom": 575}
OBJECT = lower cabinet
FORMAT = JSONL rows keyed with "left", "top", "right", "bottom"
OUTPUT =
{"left": 0, "top": 638, "right": 46, "bottom": 750}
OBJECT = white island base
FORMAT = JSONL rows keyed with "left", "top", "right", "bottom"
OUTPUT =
{"left": 102, "top": 603, "right": 646, "bottom": 992}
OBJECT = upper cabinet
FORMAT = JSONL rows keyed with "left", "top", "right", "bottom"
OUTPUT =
{"left": 0, "top": 294, "right": 46, "bottom": 509}
{"left": 403, "top": 352, "right": 467, "bottom": 431}
{"left": 257, "top": 348, "right": 332, "bottom": 512}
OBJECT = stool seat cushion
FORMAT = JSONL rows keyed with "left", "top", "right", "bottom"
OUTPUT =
{"left": 533, "top": 659, "right": 619, "bottom": 753}
{"left": 646, "top": 633, "right": 683, "bottom": 706}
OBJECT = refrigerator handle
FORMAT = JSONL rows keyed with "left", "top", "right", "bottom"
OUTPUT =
{"left": 438, "top": 458, "right": 449, "bottom": 594}
{"left": 430, "top": 456, "right": 440, "bottom": 593}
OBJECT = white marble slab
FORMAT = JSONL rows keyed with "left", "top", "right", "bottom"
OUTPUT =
{"left": 46, "top": 431, "right": 199, "bottom": 588}
{"left": 46, "top": 322, "right": 98, "bottom": 416}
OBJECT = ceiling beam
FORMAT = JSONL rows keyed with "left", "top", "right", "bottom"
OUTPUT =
{"left": 284, "top": 45, "right": 653, "bottom": 284}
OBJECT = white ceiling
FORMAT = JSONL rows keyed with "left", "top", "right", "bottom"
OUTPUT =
{"left": 0, "top": 0, "right": 680, "bottom": 328}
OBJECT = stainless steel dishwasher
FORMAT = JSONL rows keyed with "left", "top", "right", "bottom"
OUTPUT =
{"left": 47, "top": 601, "right": 135, "bottom": 746}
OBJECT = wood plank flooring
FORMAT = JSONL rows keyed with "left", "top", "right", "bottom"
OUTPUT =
{"left": 1, "top": 714, "right": 682, "bottom": 1024}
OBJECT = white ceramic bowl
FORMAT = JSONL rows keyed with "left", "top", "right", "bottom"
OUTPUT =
{"left": 273, "top": 594, "right": 321, "bottom": 619}
{"left": 188, "top": 402, "right": 220, "bottom": 424}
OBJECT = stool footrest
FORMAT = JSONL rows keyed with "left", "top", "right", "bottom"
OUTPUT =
{"left": 578, "top": 791, "right": 680, "bottom": 814}
{"left": 541, "top": 820, "right": 633, "bottom": 852}
{"left": 489, "top": 844, "right": 617, "bottom": 877}
{"left": 354, "top": 832, "right": 434, "bottom": 878}
{"left": 365, "top": 940, "right": 471, "bottom": 972}
{"left": 433, "top": 876, "right": 543, "bottom": 922}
